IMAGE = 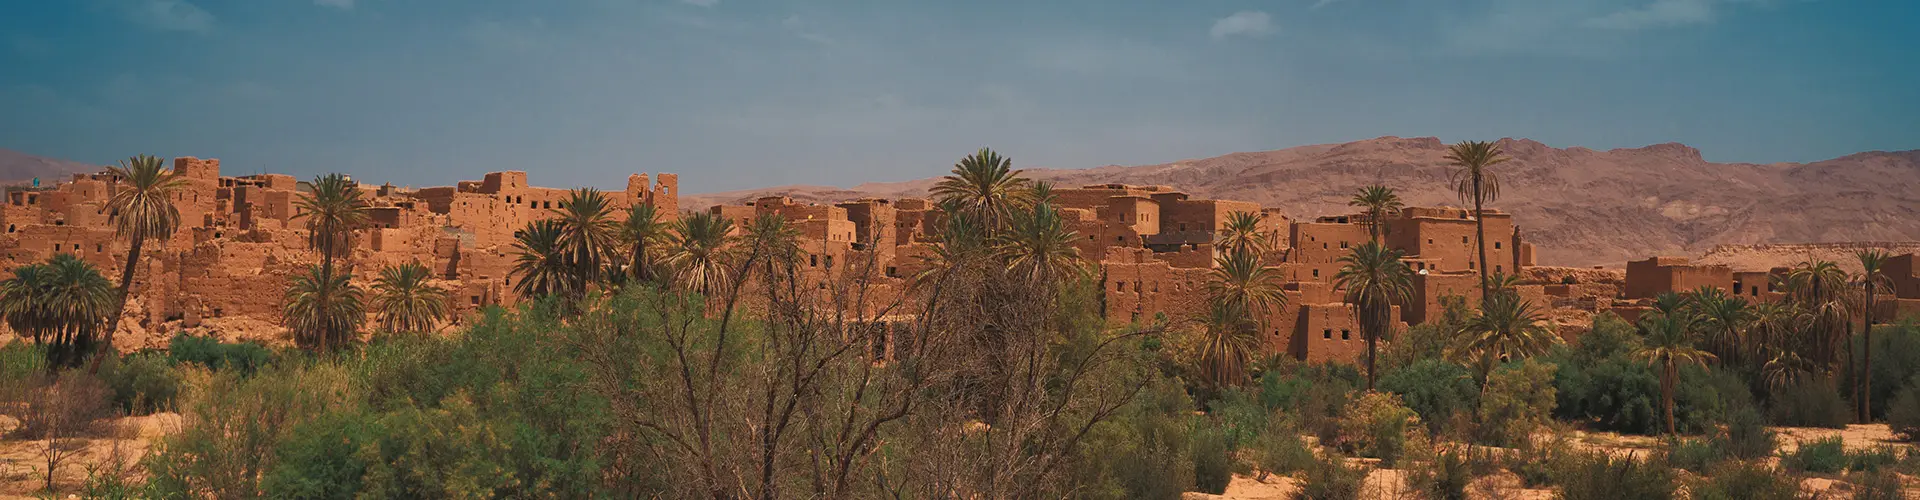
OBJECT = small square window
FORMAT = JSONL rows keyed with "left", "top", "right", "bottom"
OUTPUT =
{"left": 1341, "top": 329, "right": 1351, "bottom": 340}
{"left": 1322, "top": 329, "right": 1332, "bottom": 339}
{"left": 1495, "top": 242, "right": 1502, "bottom": 249}
{"left": 1462, "top": 236, "right": 1469, "bottom": 244}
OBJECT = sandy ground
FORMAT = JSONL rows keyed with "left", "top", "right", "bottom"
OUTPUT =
{"left": 0, "top": 413, "right": 178, "bottom": 498}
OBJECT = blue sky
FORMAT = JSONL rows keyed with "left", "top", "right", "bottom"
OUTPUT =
{"left": 1, "top": 0, "right": 1914, "bottom": 193}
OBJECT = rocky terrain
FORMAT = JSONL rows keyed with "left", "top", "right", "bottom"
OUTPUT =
{"left": 0, "top": 148, "right": 98, "bottom": 185}
{"left": 687, "top": 137, "right": 1920, "bottom": 268}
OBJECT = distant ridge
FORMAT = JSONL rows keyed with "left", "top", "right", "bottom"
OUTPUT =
{"left": 0, "top": 149, "right": 101, "bottom": 185}
{"left": 686, "top": 137, "right": 1920, "bottom": 267}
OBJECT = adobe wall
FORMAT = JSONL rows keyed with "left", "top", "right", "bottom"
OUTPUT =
{"left": 1407, "top": 272, "right": 1479, "bottom": 325}
{"left": 1384, "top": 210, "right": 1517, "bottom": 275}
{"left": 1624, "top": 256, "right": 1733, "bottom": 299}
{"left": 1287, "top": 222, "right": 1370, "bottom": 264}
{"left": 1887, "top": 254, "right": 1919, "bottom": 299}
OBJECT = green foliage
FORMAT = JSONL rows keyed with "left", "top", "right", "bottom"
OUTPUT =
{"left": 99, "top": 352, "right": 181, "bottom": 415}
{"left": 1378, "top": 359, "right": 1477, "bottom": 437}
{"left": 1849, "top": 469, "right": 1905, "bottom": 500}
{"left": 1336, "top": 391, "right": 1420, "bottom": 465}
{"left": 143, "top": 362, "right": 358, "bottom": 498}
{"left": 1070, "top": 373, "right": 1196, "bottom": 500}
{"left": 1476, "top": 359, "right": 1556, "bottom": 446}
{"left": 1552, "top": 356, "right": 1659, "bottom": 433}
{"left": 1379, "top": 323, "right": 1455, "bottom": 376}
{"left": 1191, "top": 426, "right": 1235, "bottom": 495}
{"left": 1847, "top": 445, "right": 1900, "bottom": 472}
{"left": 166, "top": 333, "right": 273, "bottom": 375}
{"left": 1782, "top": 436, "right": 1848, "bottom": 474}
{"left": 1665, "top": 438, "right": 1725, "bottom": 473}
{"left": 1689, "top": 460, "right": 1803, "bottom": 500}
{"left": 1293, "top": 453, "right": 1367, "bottom": 500}
{"left": 1555, "top": 451, "right": 1676, "bottom": 500}
{"left": 259, "top": 411, "right": 375, "bottom": 499}
{"left": 1250, "top": 419, "right": 1316, "bottom": 477}
{"left": 1259, "top": 363, "right": 1360, "bottom": 442}
{"left": 1209, "top": 387, "right": 1268, "bottom": 450}
{"left": 1504, "top": 438, "right": 1572, "bottom": 488}
{"left": 1713, "top": 407, "right": 1777, "bottom": 460}
{"left": 1768, "top": 379, "right": 1852, "bottom": 429}
{"left": 1404, "top": 447, "right": 1485, "bottom": 500}
{"left": 1852, "top": 322, "right": 1920, "bottom": 421}
{"left": 1887, "top": 380, "right": 1920, "bottom": 441}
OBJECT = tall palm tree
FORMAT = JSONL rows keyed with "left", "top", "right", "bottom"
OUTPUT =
{"left": 0, "top": 255, "right": 116, "bottom": 368}
{"left": 1206, "top": 247, "right": 1287, "bottom": 327}
{"left": 663, "top": 211, "right": 737, "bottom": 296}
{"left": 1856, "top": 249, "right": 1894, "bottom": 421}
{"left": 993, "top": 202, "right": 1085, "bottom": 289}
{"left": 1448, "top": 292, "right": 1557, "bottom": 379}
{"left": 1215, "top": 211, "right": 1271, "bottom": 257}
{"left": 1445, "top": 141, "right": 1509, "bottom": 302}
{"left": 1335, "top": 242, "right": 1415, "bottom": 390}
{"left": 912, "top": 200, "right": 988, "bottom": 289}
{"left": 99, "top": 154, "right": 187, "bottom": 365}
{"left": 291, "top": 173, "right": 369, "bottom": 351}
{"left": 930, "top": 147, "right": 1031, "bottom": 232}
{"left": 511, "top": 220, "right": 570, "bottom": 299}
{"left": 1685, "top": 285, "right": 1753, "bottom": 367}
{"left": 1348, "top": 185, "right": 1404, "bottom": 244}
{"left": 1782, "top": 260, "right": 1855, "bottom": 378}
{"left": 1633, "top": 313, "right": 1716, "bottom": 435}
{"left": 1196, "top": 301, "right": 1261, "bottom": 388}
{"left": 552, "top": 188, "right": 620, "bottom": 298}
{"left": 283, "top": 264, "right": 364, "bottom": 352}
{"left": 620, "top": 203, "right": 667, "bottom": 284}
{"left": 371, "top": 261, "right": 449, "bottom": 335}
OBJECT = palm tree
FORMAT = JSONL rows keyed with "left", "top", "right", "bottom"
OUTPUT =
{"left": 1348, "top": 185, "right": 1404, "bottom": 244}
{"left": 552, "top": 188, "right": 620, "bottom": 298}
{"left": 663, "top": 211, "right": 737, "bottom": 295}
{"left": 99, "top": 154, "right": 187, "bottom": 365}
{"left": 283, "top": 264, "right": 364, "bottom": 352}
{"left": 1215, "top": 211, "right": 1271, "bottom": 257}
{"left": 993, "top": 202, "right": 1085, "bottom": 290}
{"left": 741, "top": 213, "right": 802, "bottom": 286}
{"left": 371, "top": 261, "right": 449, "bottom": 335}
{"left": 291, "top": 173, "right": 369, "bottom": 351}
{"left": 1684, "top": 285, "right": 1753, "bottom": 367}
{"left": 1857, "top": 249, "right": 1894, "bottom": 421}
{"left": 511, "top": 220, "right": 570, "bottom": 299}
{"left": 1196, "top": 301, "right": 1261, "bottom": 388}
{"left": 1633, "top": 312, "right": 1716, "bottom": 435}
{"left": 1448, "top": 292, "right": 1557, "bottom": 379}
{"left": 930, "top": 147, "right": 1031, "bottom": 231}
{"left": 620, "top": 203, "right": 667, "bottom": 284}
{"left": 0, "top": 255, "right": 116, "bottom": 368}
{"left": 1335, "top": 242, "right": 1415, "bottom": 390}
{"left": 912, "top": 200, "right": 989, "bottom": 289}
{"left": 1782, "top": 260, "right": 1855, "bottom": 378}
{"left": 1445, "top": 141, "right": 1509, "bottom": 302}
{"left": 1206, "top": 247, "right": 1287, "bottom": 326}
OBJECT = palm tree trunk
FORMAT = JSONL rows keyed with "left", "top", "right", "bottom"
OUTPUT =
{"left": 88, "top": 236, "right": 145, "bottom": 374}
{"left": 1473, "top": 178, "right": 1489, "bottom": 303}
{"left": 1862, "top": 285, "right": 1874, "bottom": 422}
{"left": 1663, "top": 360, "right": 1677, "bottom": 435}
{"left": 319, "top": 223, "right": 335, "bottom": 352}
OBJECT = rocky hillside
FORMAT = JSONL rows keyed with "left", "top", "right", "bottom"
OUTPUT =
{"left": 0, "top": 148, "right": 100, "bottom": 185}
{"left": 686, "top": 137, "right": 1920, "bottom": 268}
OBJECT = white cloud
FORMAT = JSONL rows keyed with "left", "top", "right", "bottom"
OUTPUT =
{"left": 1583, "top": 0, "right": 1715, "bottom": 29}
{"left": 681, "top": 0, "right": 719, "bottom": 7}
{"left": 1210, "top": 11, "right": 1274, "bottom": 41}
{"left": 1311, "top": 0, "right": 1347, "bottom": 9}
{"left": 315, "top": 0, "right": 353, "bottom": 10}
{"left": 125, "top": 0, "right": 215, "bottom": 34}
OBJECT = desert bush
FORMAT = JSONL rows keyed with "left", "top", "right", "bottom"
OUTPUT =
{"left": 1689, "top": 460, "right": 1803, "bottom": 500}
{"left": 1209, "top": 387, "right": 1268, "bottom": 450}
{"left": 1192, "top": 426, "right": 1236, "bottom": 495}
{"left": 1768, "top": 378, "right": 1852, "bottom": 428}
{"left": 1476, "top": 359, "right": 1556, "bottom": 447}
{"left": 142, "top": 362, "right": 358, "bottom": 498}
{"left": 1261, "top": 363, "right": 1360, "bottom": 443}
{"left": 1378, "top": 359, "right": 1477, "bottom": 437}
{"left": 1782, "top": 436, "right": 1849, "bottom": 474}
{"left": 166, "top": 333, "right": 273, "bottom": 375}
{"left": 1852, "top": 321, "right": 1920, "bottom": 421}
{"left": 1885, "top": 380, "right": 1920, "bottom": 441}
{"left": 100, "top": 353, "right": 181, "bottom": 415}
{"left": 1072, "top": 376, "right": 1196, "bottom": 500}
{"left": 1404, "top": 446, "right": 1481, "bottom": 500}
{"left": 1505, "top": 437, "right": 1573, "bottom": 488}
{"left": 1849, "top": 469, "right": 1905, "bottom": 500}
{"left": 1847, "top": 445, "right": 1900, "bottom": 472}
{"left": 1554, "top": 450, "right": 1676, "bottom": 500}
{"left": 1713, "top": 406, "right": 1777, "bottom": 459}
{"left": 1251, "top": 419, "right": 1317, "bottom": 478}
{"left": 0, "top": 341, "right": 46, "bottom": 404}
{"left": 1666, "top": 437, "right": 1725, "bottom": 473}
{"left": 1336, "top": 391, "right": 1420, "bottom": 465}
{"left": 1293, "top": 453, "right": 1367, "bottom": 500}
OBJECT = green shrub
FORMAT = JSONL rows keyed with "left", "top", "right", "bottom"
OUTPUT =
{"left": 143, "top": 363, "right": 358, "bottom": 498}
{"left": 1689, "top": 460, "right": 1802, "bottom": 500}
{"left": 1666, "top": 438, "right": 1725, "bottom": 473}
{"left": 1554, "top": 451, "right": 1676, "bottom": 500}
{"left": 1885, "top": 381, "right": 1920, "bottom": 441}
{"left": 1505, "top": 438, "right": 1572, "bottom": 488}
{"left": 1404, "top": 447, "right": 1476, "bottom": 500}
{"left": 1251, "top": 419, "right": 1316, "bottom": 477}
{"left": 1782, "top": 436, "right": 1848, "bottom": 474}
{"left": 100, "top": 353, "right": 182, "bottom": 415}
{"left": 1476, "top": 360, "right": 1556, "bottom": 447}
{"left": 1849, "top": 469, "right": 1905, "bottom": 500}
{"left": 1260, "top": 363, "right": 1360, "bottom": 443}
{"left": 1847, "top": 445, "right": 1900, "bottom": 472}
{"left": 1293, "top": 453, "right": 1366, "bottom": 500}
{"left": 1072, "top": 379, "right": 1194, "bottom": 500}
{"left": 1192, "top": 426, "right": 1235, "bottom": 495}
{"left": 1336, "top": 391, "right": 1420, "bottom": 465}
{"left": 260, "top": 411, "right": 376, "bottom": 498}
{"left": 167, "top": 333, "right": 273, "bottom": 375}
{"left": 1378, "top": 359, "right": 1477, "bottom": 437}
{"left": 1713, "top": 407, "right": 1777, "bottom": 459}
{"left": 1209, "top": 387, "right": 1268, "bottom": 450}
{"left": 1768, "top": 379, "right": 1851, "bottom": 429}
{"left": 1854, "top": 321, "right": 1920, "bottom": 421}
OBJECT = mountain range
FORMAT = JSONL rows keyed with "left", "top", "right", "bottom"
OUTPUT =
{"left": 685, "top": 137, "right": 1920, "bottom": 268}
{"left": 0, "top": 148, "right": 100, "bottom": 186}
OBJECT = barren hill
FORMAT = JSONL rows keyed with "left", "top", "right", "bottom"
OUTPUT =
{"left": 685, "top": 137, "right": 1920, "bottom": 268}
{"left": 0, "top": 148, "right": 101, "bottom": 185}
